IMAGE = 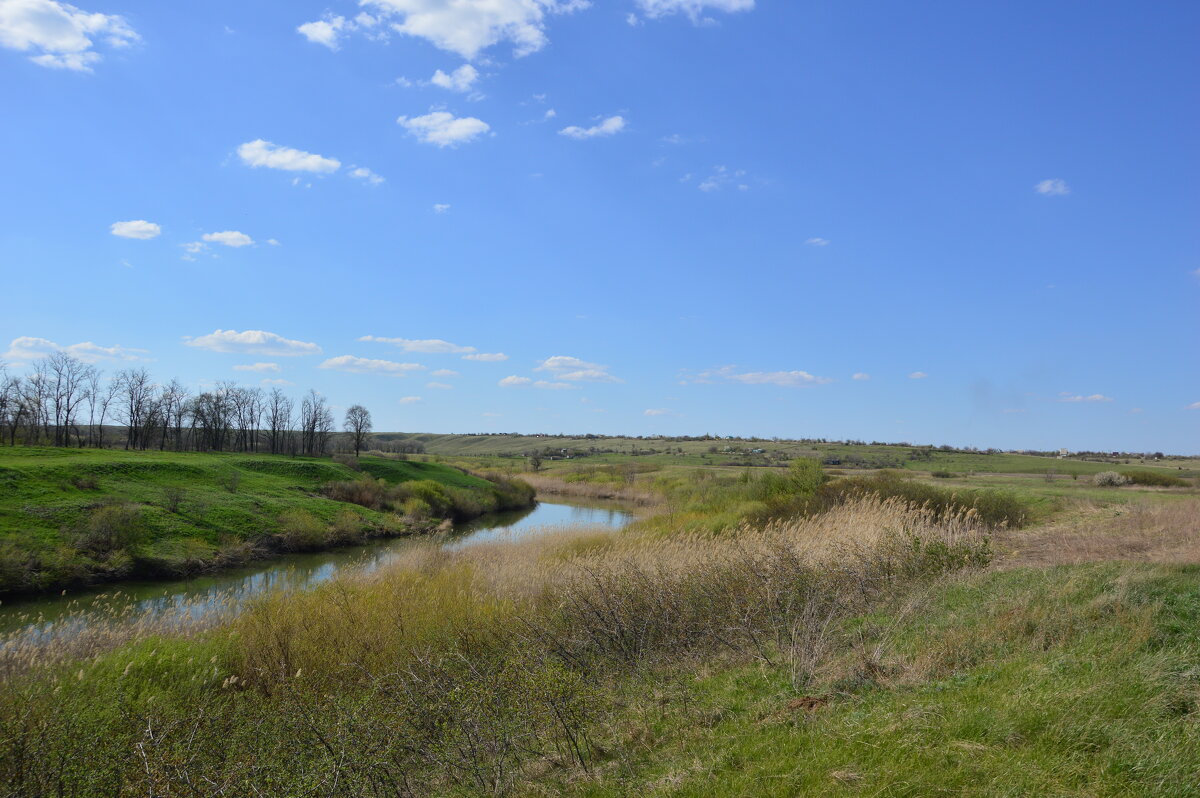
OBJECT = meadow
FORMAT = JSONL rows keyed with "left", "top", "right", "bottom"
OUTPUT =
{"left": 1, "top": 448, "right": 1197, "bottom": 795}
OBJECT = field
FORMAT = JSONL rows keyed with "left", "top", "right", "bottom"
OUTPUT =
{"left": 0, "top": 442, "right": 1198, "bottom": 795}
{"left": 376, "top": 432, "right": 1200, "bottom": 478}
{"left": 0, "top": 447, "right": 530, "bottom": 595}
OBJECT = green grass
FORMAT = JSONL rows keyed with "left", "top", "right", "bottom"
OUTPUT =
{"left": 0, "top": 447, "right": 524, "bottom": 594}
{"left": 559, "top": 564, "right": 1200, "bottom": 797}
{"left": 376, "top": 433, "right": 1199, "bottom": 479}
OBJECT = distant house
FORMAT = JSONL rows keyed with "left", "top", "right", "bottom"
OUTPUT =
{"left": 1058, "top": 448, "right": 1069, "bottom": 459}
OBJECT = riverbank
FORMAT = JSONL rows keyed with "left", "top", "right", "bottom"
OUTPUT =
{"left": 0, "top": 447, "right": 534, "bottom": 596}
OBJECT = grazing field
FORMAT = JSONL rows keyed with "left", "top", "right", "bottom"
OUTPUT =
{"left": 0, "top": 447, "right": 532, "bottom": 595}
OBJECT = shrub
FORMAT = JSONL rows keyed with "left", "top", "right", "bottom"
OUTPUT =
{"left": 1094, "top": 471, "right": 1130, "bottom": 487}
{"left": 276, "top": 510, "right": 327, "bottom": 551}
{"left": 332, "top": 453, "right": 362, "bottom": 471}
{"left": 74, "top": 503, "right": 146, "bottom": 555}
{"left": 931, "top": 470, "right": 954, "bottom": 479}
{"left": 70, "top": 474, "right": 99, "bottom": 490}
{"left": 329, "top": 508, "right": 367, "bottom": 546}
{"left": 163, "top": 485, "right": 185, "bottom": 513}
{"left": 1121, "top": 470, "right": 1188, "bottom": 488}
{"left": 223, "top": 470, "right": 241, "bottom": 493}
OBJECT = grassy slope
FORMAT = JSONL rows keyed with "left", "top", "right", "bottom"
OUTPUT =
{"left": 378, "top": 433, "right": 1199, "bottom": 478}
{"left": 0, "top": 447, "right": 499, "bottom": 593}
{"left": 563, "top": 564, "right": 1200, "bottom": 797}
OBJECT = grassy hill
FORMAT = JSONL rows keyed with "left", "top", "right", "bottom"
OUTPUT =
{"left": 0, "top": 447, "right": 527, "bottom": 595}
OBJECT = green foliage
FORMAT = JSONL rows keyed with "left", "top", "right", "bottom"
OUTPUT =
{"left": 1121, "top": 470, "right": 1190, "bottom": 487}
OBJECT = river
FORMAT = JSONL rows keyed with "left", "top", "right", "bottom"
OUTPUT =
{"left": 0, "top": 499, "right": 635, "bottom": 641}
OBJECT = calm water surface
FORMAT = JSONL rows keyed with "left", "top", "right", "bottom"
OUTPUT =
{"left": 0, "top": 500, "right": 635, "bottom": 639}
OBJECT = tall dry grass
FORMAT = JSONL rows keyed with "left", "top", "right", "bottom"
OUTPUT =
{"left": 997, "top": 498, "right": 1200, "bottom": 568}
{"left": 520, "top": 473, "right": 662, "bottom": 506}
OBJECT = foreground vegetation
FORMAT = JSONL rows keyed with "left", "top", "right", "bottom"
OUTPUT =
{"left": 0, "top": 447, "right": 533, "bottom": 595}
{"left": 1, "top": 491, "right": 1197, "bottom": 795}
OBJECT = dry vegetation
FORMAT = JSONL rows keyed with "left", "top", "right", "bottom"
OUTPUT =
{"left": 998, "top": 498, "right": 1200, "bottom": 568}
{"left": 0, "top": 499, "right": 991, "bottom": 795}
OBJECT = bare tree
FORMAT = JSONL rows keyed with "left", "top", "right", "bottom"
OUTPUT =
{"left": 343, "top": 404, "right": 373, "bottom": 456}
{"left": 116, "top": 369, "right": 155, "bottom": 450}
{"left": 300, "top": 390, "right": 334, "bottom": 456}
{"left": 265, "top": 388, "right": 294, "bottom": 455}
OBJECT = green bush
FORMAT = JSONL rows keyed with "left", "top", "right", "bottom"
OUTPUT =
{"left": 818, "top": 473, "right": 1029, "bottom": 527}
{"left": 74, "top": 503, "right": 146, "bottom": 556}
{"left": 1094, "top": 471, "right": 1129, "bottom": 487}
{"left": 1121, "top": 470, "right": 1188, "bottom": 488}
{"left": 276, "top": 510, "right": 327, "bottom": 551}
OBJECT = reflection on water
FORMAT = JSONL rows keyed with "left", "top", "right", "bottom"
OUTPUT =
{"left": 0, "top": 500, "right": 634, "bottom": 640}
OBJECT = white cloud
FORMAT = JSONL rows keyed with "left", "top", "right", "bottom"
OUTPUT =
{"left": 0, "top": 0, "right": 139, "bottom": 72}
{"left": 1058, "top": 392, "right": 1112, "bottom": 403}
{"left": 697, "top": 165, "right": 747, "bottom": 192}
{"left": 355, "top": 0, "right": 589, "bottom": 60}
{"left": 267, "top": 238, "right": 281, "bottom": 246}
{"left": 535, "top": 380, "right": 576, "bottom": 390}
{"left": 644, "top": 408, "right": 675, "bottom": 416}
{"left": 559, "top": 115, "right": 625, "bottom": 140}
{"left": 463, "top": 352, "right": 508, "bottom": 361}
{"left": 852, "top": 372, "right": 870, "bottom": 381}
{"left": 1188, "top": 402, "right": 1200, "bottom": 410}
{"left": 359, "top": 336, "right": 476, "bottom": 354}
{"left": 909, "top": 371, "right": 928, "bottom": 379}
{"left": 110, "top": 220, "right": 160, "bottom": 240}
{"left": 536, "top": 355, "right": 622, "bottom": 382}
{"left": 297, "top": 15, "right": 349, "bottom": 49}
{"left": 4, "top": 336, "right": 147, "bottom": 363}
{"left": 634, "top": 0, "right": 754, "bottom": 22}
{"left": 431, "top": 369, "right": 458, "bottom": 377}
{"left": 425, "top": 381, "right": 453, "bottom": 389}
{"left": 502, "top": 376, "right": 575, "bottom": 390}
{"left": 433, "top": 203, "right": 451, "bottom": 213}
{"left": 202, "top": 230, "right": 254, "bottom": 248}
{"left": 349, "top": 166, "right": 384, "bottom": 185}
{"left": 805, "top": 237, "right": 830, "bottom": 247}
{"left": 694, "top": 365, "right": 832, "bottom": 387}
{"left": 1035, "top": 178, "right": 1070, "bottom": 196}
{"left": 233, "top": 362, "right": 280, "bottom": 373}
{"left": 237, "top": 139, "right": 341, "bottom": 174}
{"left": 318, "top": 355, "right": 425, "bottom": 375}
{"left": 499, "top": 375, "right": 531, "bottom": 387}
{"left": 185, "top": 329, "right": 322, "bottom": 357}
{"left": 398, "top": 111, "right": 490, "bottom": 147}
{"left": 399, "top": 396, "right": 422, "bottom": 404}
{"left": 430, "top": 63, "right": 479, "bottom": 91}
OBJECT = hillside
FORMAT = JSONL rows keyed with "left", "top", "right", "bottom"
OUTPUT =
{"left": 0, "top": 447, "right": 529, "bottom": 595}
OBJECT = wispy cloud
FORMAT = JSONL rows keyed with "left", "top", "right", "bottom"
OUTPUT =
{"left": 1058, "top": 392, "right": 1113, "bottom": 403}
{"left": 237, "top": 140, "right": 341, "bottom": 173}
{"left": 349, "top": 166, "right": 384, "bottom": 185}
{"left": 111, "top": 220, "right": 160, "bottom": 240}
{"left": 463, "top": 352, "right": 508, "bottom": 362}
{"left": 1035, "top": 178, "right": 1070, "bottom": 196}
{"left": 4, "top": 336, "right": 148, "bottom": 363}
{"left": 233, "top": 362, "right": 280, "bottom": 373}
{"left": 185, "top": 329, "right": 321, "bottom": 357}
{"left": 692, "top": 365, "right": 832, "bottom": 387}
{"left": 359, "top": 336, "right": 475, "bottom": 354}
{"left": 318, "top": 355, "right": 425, "bottom": 375}
{"left": 909, "top": 371, "right": 928, "bottom": 379}
{"left": 430, "top": 64, "right": 480, "bottom": 92}
{"left": 852, "top": 372, "right": 870, "bottom": 381}
{"left": 805, "top": 237, "right": 830, "bottom": 247}
{"left": 559, "top": 116, "right": 626, "bottom": 140}
{"left": 536, "top": 355, "right": 622, "bottom": 383}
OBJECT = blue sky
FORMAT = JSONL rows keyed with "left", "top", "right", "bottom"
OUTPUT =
{"left": 1, "top": 0, "right": 1197, "bottom": 452}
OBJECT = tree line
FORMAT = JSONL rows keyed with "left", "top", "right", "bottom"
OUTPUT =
{"left": 0, "top": 353, "right": 373, "bottom": 456}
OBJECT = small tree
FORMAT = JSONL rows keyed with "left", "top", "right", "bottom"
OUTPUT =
{"left": 344, "top": 404, "right": 372, "bottom": 456}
